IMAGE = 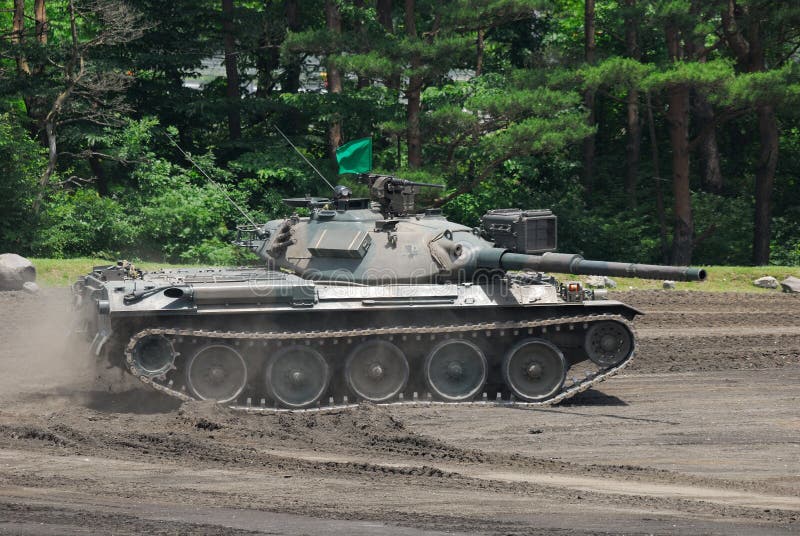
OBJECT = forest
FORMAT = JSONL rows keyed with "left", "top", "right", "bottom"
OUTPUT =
{"left": 1, "top": 0, "right": 799, "bottom": 267}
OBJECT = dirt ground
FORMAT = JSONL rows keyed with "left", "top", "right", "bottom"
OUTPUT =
{"left": 0, "top": 288, "right": 798, "bottom": 535}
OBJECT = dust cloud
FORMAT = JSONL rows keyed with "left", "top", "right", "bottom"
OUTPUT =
{"left": 0, "top": 288, "right": 99, "bottom": 403}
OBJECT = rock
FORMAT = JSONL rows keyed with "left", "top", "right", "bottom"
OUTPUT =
{"left": 753, "top": 276, "right": 779, "bottom": 289}
{"left": 585, "top": 275, "right": 606, "bottom": 288}
{"left": 0, "top": 253, "right": 36, "bottom": 291}
{"left": 604, "top": 277, "right": 617, "bottom": 289}
{"left": 780, "top": 276, "right": 800, "bottom": 294}
{"left": 22, "top": 281, "right": 40, "bottom": 294}
{"left": 663, "top": 280, "right": 676, "bottom": 289}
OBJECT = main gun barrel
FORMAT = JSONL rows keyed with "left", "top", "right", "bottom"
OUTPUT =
{"left": 479, "top": 250, "right": 706, "bottom": 282}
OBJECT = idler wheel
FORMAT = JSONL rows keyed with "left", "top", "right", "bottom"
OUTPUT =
{"left": 266, "top": 345, "right": 329, "bottom": 408}
{"left": 502, "top": 338, "right": 566, "bottom": 402}
{"left": 186, "top": 344, "right": 247, "bottom": 403}
{"left": 584, "top": 321, "right": 634, "bottom": 367}
{"left": 131, "top": 335, "right": 176, "bottom": 377}
{"left": 424, "top": 339, "right": 487, "bottom": 402}
{"left": 345, "top": 340, "right": 409, "bottom": 402}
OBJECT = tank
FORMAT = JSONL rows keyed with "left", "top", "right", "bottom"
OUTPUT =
{"left": 73, "top": 174, "right": 706, "bottom": 410}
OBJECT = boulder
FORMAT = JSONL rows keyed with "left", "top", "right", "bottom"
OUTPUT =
{"left": 0, "top": 253, "right": 36, "bottom": 291}
{"left": 585, "top": 275, "right": 606, "bottom": 288}
{"left": 753, "top": 276, "right": 778, "bottom": 289}
{"left": 22, "top": 281, "right": 40, "bottom": 294}
{"left": 584, "top": 276, "right": 617, "bottom": 288}
{"left": 663, "top": 280, "right": 676, "bottom": 289}
{"left": 780, "top": 276, "right": 800, "bottom": 294}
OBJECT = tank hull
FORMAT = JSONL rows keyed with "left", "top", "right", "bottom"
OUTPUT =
{"left": 75, "top": 266, "right": 640, "bottom": 410}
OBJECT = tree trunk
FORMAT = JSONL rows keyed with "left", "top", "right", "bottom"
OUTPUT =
{"left": 753, "top": 104, "right": 778, "bottom": 265}
{"left": 701, "top": 128, "right": 723, "bottom": 192}
{"left": 645, "top": 92, "right": 670, "bottom": 263}
{"left": 377, "top": 0, "right": 393, "bottom": 28}
{"left": 625, "top": 89, "right": 640, "bottom": 208}
{"left": 221, "top": 0, "right": 241, "bottom": 140}
{"left": 34, "top": 0, "right": 82, "bottom": 213}
{"left": 693, "top": 93, "right": 723, "bottom": 192}
{"left": 34, "top": 0, "right": 47, "bottom": 45}
{"left": 34, "top": 115, "right": 58, "bottom": 213}
{"left": 665, "top": 84, "right": 693, "bottom": 265}
{"left": 12, "top": 0, "right": 30, "bottom": 75}
{"left": 663, "top": 21, "right": 693, "bottom": 265}
{"left": 280, "top": 0, "right": 302, "bottom": 133}
{"left": 745, "top": 16, "right": 778, "bottom": 266}
{"left": 476, "top": 28, "right": 485, "bottom": 76}
{"left": 12, "top": 0, "right": 37, "bottom": 137}
{"left": 405, "top": 0, "right": 422, "bottom": 168}
{"left": 325, "top": 0, "right": 343, "bottom": 158}
{"left": 582, "top": 0, "right": 596, "bottom": 194}
{"left": 353, "top": 0, "right": 370, "bottom": 89}
{"left": 89, "top": 154, "right": 108, "bottom": 196}
{"left": 255, "top": 5, "right": 279, "bottom": 99}
{"left": 623, "top": 0, "right": 640, "bottom": 208}
{"left": 282, "top": 0, "right": 301, "bottom": 94}
{"left": 377, "top": 0, "right": 401, "bottom": 93}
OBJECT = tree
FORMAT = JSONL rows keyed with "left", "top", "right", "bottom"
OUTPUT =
{"left": 2, "top": 0, "right": 800, "bottom": 266}
{"left": 721, "top": 0, "right": 800, "bottom": 264}
{"left": 647, "top": 1, "right": 732, "bottom": 265}
{"left": 221, "top": 0, "right": 242, "bottom": 140}
{"left": 0, "top": 113, "right": 45, "bottom": 251}
{"left": 1, "top": 0, "right": 146, "bottom": 210}
{"left": 325, "top": 0, "right": 343, "bottom": 158}
{"left": 11, "top": 0, "right": 29, "bottom": 76}
{"left": 623, "top": 0, "right": 640, "bottom": 208}
{"left": 326, "top": 0, "right": 545, "bottom": 169}
{"left": 582, "top": 0, "right": 596, "bottom": 194}
{"left": 428, "top": 73, "right": 594, "bottom": 207}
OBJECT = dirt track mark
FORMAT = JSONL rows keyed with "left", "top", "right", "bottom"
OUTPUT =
{"left": 2, "top": 288, "right": 800, "bottom": 535}
{"left": 262, "top": 448, "right": 800, "bottom": 511}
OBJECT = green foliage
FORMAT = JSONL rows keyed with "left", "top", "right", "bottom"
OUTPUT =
{"left": 690, "top": 192, "right": 753, "bottom": 266}
{"left": 770, "top": 213, "right": 800, "bottom": 266}
{"left": 2, "top": 0, "right": 799, "bottom": 268}
{"left": 29, "top": 118, "right": 269, "bottom": 264}
{"left": 642, "top": 60, "right": 734, "bottom": 91}
{"left": 726, "top": 63, "right": 800, "bottom": 107}
{"left": 134, "top": 167, "right": 237, "bottom": 262}
{"left": 33, "top": 189, "right": 135, "bottom": 258}
{"left": 0, "top": 113, "right": 44, "bottom": 252}
{"left": 582, "top": 57, "right": 654, "bottom": 91}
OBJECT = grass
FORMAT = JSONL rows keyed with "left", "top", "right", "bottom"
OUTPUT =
{"left": 554, "top": 265, "right": 799, "bottom": 293}
{"left": 30, "top": 258, "right": 799, "bottom": 293}
{"left": 31, "top": 257, "right": 200, "bottom": 287}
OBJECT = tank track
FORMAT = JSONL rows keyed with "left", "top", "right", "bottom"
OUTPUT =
{"left": 123, "top": 313, "right": 635, "bottom": 412}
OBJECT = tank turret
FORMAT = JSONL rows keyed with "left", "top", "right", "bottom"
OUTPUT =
{"left": 241, "top": 174, "right": 706, "bottom": 286}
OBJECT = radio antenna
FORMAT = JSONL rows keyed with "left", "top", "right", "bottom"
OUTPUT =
{"left": 163, "top": 131, "right": 260, "bottom": 229}
{"left": 272, "top": 124, "right": 336, "bottom": 192}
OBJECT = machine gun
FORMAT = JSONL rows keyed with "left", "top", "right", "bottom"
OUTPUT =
{"left": 364, "top": 174, "right": 444, "bottom": 217}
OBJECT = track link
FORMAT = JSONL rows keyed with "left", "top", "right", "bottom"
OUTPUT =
{"left": 124, "top": 314, "right": 636, "bottom": 412}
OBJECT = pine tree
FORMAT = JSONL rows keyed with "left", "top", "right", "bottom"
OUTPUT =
{"left": 721, "top": 1, "right": 800, "bottom": 265}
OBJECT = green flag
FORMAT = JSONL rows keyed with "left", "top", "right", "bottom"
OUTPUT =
{"left": 336, "top": 137, "right": 372, "bottom": 174}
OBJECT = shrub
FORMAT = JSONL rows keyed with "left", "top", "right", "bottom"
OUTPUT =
{"left": 32, "top": 189, "right": 135, "bottom": 258}
{"left": 0, "top": 113, "right": 44, "bottom": 253}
